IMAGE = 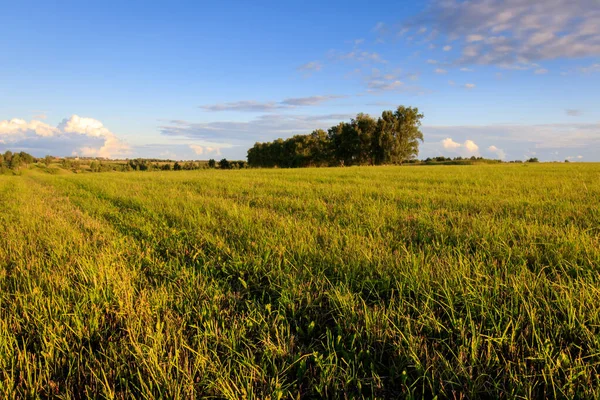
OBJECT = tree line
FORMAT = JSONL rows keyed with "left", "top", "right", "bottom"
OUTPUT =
{"left": 247, "top": 106, "right": 424, "bottom": 168}
{"left": 0, "top": 151, "right": 36, "bottom": 172}
{"left": 0, "top": 151, "right": 247, "bottom": 174}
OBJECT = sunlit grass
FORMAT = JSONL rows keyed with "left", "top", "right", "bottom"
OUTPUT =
{"left": 1, "top": 163, "right": 599, "bottom": 398}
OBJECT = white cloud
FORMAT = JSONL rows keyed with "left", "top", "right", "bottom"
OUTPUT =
{"left": 460, "top": 67, "right": 474, "bottom": 72}
{"left": 0, "top": 118, "right": 57, "bottom": 137}
{"left": 0, "top": 115, "right": 129, "bottom": 158}
{"left": 565, "top": 109, "right": 582, "bottom": 116}
{"left": 427, "top": 59, "right": 438, "bottom": 64}
{"left": 464, "top": 139, "right": 479, "bottom": 152}
{"left": 488, "top": 145, "right": 506, "bottom": 159}
{"left": 464, "top": 83, "right": 476, "bottom": 89}
{"left": 534, "top": 68, "right": 548, "bottom": 74}
{"left": 443, "top": 45, "right": 452, "bottom": 51}
{"left": 467, "top": 34, "right": 485, "bottom": 42}
{"left": 189, "top": 144, "right": 226, "bottom": 156}
{"left": 435, "top": 68, "right": 447, "bottom": 74}
{"left": 59, "top": 116, "right": 129, "bottom": 158}
{"left": 442, "top": 137, "right": 461, "bottom": 149}
{"left": 441, "top": 137, "right": 480, "bottom": 155}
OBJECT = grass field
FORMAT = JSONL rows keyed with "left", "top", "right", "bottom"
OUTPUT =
{"left": 1, "top": 164, "right": 599, "bottom": 398}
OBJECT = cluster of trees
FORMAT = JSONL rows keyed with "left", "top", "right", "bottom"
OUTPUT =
{"left": 210, "top": 159, "right": 247, "bottom": 169}
{"left": 0, "top": 151, "right": 36, "bottom": 172}
{"left": 247, "top": 106, "right": 424, "bottom": 168}
{"left": 84, "top": 158, "right": 247, "bottom": 173}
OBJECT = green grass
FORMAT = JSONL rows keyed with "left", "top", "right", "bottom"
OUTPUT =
{"left": 1, "top": 164, "right": 599, "bottom": 399}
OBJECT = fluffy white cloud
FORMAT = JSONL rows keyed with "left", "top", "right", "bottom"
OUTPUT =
{"left": 488, "top": 145, "right": 506, "bottom": 159}
{"left": 442, "top": 137, "right": 461, "bottom": 149}
{"left": 435, "top": 68, "right": 447, "bottom": 74}
{"left": 441, "top": 138, "right": 480, "bottom": 155}
{"left": 464, "top": 83, "right": 476, "bottom": 89}
{"left": 189, "top": 143, "right": 230, "bottom": 156}
{"left": 0, "top": 115, "right": 129, "bottom": 158}
{"left": 0, "top": 118, "right": 57, "bottom": 137}
{"left": 443, "top": 45, "right": 452, "bottom": 51}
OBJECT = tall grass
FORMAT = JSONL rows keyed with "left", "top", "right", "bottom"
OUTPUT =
{"left": 1, "top": 163, "right": 599, "bottom": 398}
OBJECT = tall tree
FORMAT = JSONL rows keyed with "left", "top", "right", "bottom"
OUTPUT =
{"left": 392, "top": 106, "right": 424, "bottom": 164}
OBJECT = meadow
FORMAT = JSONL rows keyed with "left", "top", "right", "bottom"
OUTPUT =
{"left": 0, "top": 163, "right": 599, "bottom": 399}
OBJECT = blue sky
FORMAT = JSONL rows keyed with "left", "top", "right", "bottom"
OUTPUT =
{"left": 1, "top": 0, "right": 599, "bottom": 161}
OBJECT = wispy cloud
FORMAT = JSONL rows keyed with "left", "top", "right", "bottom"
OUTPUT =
{"left": 200, "top": 101, "right": 282, "bottom": 112}
{"left": 407, "top": 0, "right": 600, "bottom": 67}
{"left": 280, "top": 95, "right": 347, "bottom": 106}
{"left": 200, "top": 95, "right": 346, "bottom": 112}
{"left": 363, "top": 68, "right": 426, "bottom": 93}
{"left": 328, "top": 50, "right": 387, "bottom": 64}
{"left": 159, "top": 113, "right": 357, "bottom": 143}
{"left": 297, "top": 61, "right": 323, "bottom": 77}
{"left": 565, "top": 109, "right": 582, "bottom": 116}
{"left": 425, "top": 122, "right": 600, "bottom": 150}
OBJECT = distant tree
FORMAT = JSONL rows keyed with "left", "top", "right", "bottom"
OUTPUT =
{"left": 161, "top": 163, "right": 172, "bottom": 171}
{"left": 10, "top": 154, "right": 22, "bottom": 170}
{"left": 565, "top": 159, "right": 570, "bottom": 163}
{"left": 173, "top": 162, "right": 182, "bottom": 171}
{"left": 526, "top": 157, "right": 539, "bottom": 163}
{"left": 219, "top": 158, "right": 231, "bottom": 169}
{"left": 208, "top": 159, "right": 216, "bottom": 168}
{"left": 3, "top": 151, "right": 13, "bottom": 165}
{"left": 19, "top": 152, "right": 35, "bottom": 166}
{"left": 43, "top": 155, "right": 53, "bottom": 166}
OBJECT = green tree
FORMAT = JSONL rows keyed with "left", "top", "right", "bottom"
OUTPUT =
{"left": 219, "top": 159, "right": 231, "bottom": 169}
{"left": 3, "top": 151, "right": 13, "bottom": 165}
{"left": 373, "top": 106, "right": 424, "bottom": 164}
{"left": 44, "top": 155, "right": 53, "bottom": 166}
{"left": 173, "top": 162, "right": 182, "bottom": 171}
{"left": 208, "top": 159, "right": 216, "bottom": 168}
{"left": 10, "top": 153, "right": 22, "bottom": 170}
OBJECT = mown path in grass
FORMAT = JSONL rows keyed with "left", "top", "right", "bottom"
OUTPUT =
{"left": 1, "top": 164, "right": 599, "bottom": 398}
